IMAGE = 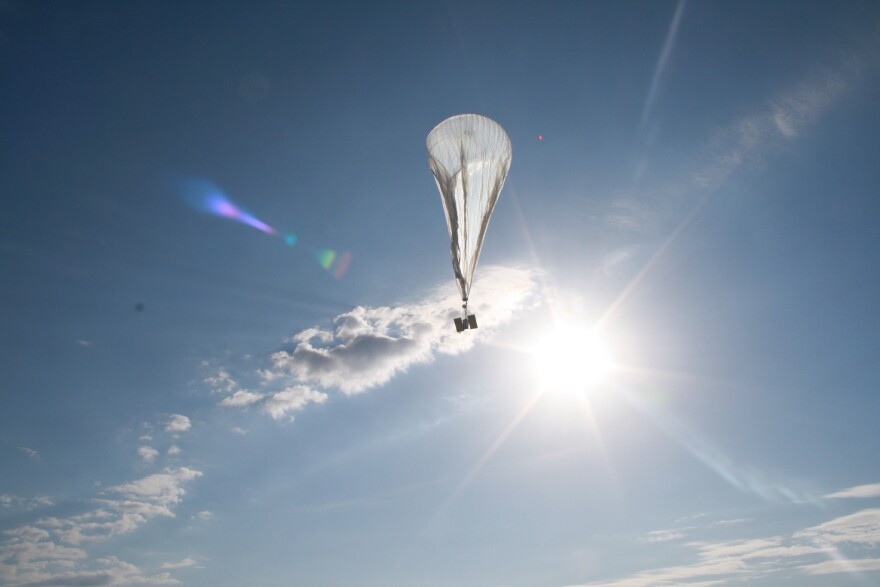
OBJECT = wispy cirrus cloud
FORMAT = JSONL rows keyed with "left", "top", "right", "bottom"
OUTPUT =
{"left": 689, "top": 53, "right": 869, "bottom": 193}
{"left": 825, "top": 483, "right": 880, "bottom": 499}
{"left": 794, "top": 508, "right": 880, "bottom": 546}
{"left": 592, "top": 35, "right": 880, "bottom": 327}
{"left": 799, "top": 557, "right": 880, "bottom": 575}
{"left": 603, "top": 25, "right": 880, "bottom": 245}
{"left": 159, "top": 557, "right": 199, "bottom": 570}
{"left": 571, "top": 508, "right": 880, "bottom": 587}
{"left": 692, "top": 21, "right": 880, "bottom": 197}
{"left": 639, "top": 528, "right": 689, "bottom": 544}
{"left": 17, "top": 447, "right": 38, "bottom": 460}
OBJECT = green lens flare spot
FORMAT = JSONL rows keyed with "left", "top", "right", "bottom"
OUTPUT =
{"left": 318, "top": 249, "right": 336, "bottom": 269}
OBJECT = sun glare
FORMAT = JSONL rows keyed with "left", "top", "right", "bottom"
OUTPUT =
{"left": 531, "top": 326, "right": 612, "bottom": 393}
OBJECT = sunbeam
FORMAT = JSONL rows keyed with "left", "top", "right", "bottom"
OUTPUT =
{"left": 640, "top": 0, "right": 687, "bottom": 131}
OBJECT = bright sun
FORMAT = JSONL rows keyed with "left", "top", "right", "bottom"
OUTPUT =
{"left": 531, "top": 326, "right": 613, "bottom": 393}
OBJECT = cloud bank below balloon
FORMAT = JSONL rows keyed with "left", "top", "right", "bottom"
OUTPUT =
{"left": 268, "top": 265, "right": 539, "bottom": 395}
{"left": 213, "top": 266, "right": 540, "bottom": 417}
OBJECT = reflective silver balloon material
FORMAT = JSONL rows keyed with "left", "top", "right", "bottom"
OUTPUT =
{"left": 427, "top": 114, "right": 512, "bottom": 331}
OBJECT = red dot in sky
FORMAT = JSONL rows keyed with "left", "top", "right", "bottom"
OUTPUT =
{"left": 538, "top": 135, "right": 543, "bottom": 141}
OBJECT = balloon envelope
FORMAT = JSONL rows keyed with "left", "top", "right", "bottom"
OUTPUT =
{"left": 427, "top": 114, "right": 512, "bottom": 304}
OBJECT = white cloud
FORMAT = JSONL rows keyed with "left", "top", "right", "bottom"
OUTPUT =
{"left": 639, "top": 529, "right": 687, "bottom": 544}
{"left": 0, "top": 469, "right": 200, "bottom": 585}
{"left": 575, "top": 554, "right": 750, "bottom": 587}
{"left": 825, "top": 483, "right": 880, "bottom": 499}
{"left": 263, "top": 387, "right": 328, "bottom": 420}
{"left": 696, "top": 537, "right": 823, "bottom": 562}
{"left": 211, "top": 267, "right": 539, "bottom": 425}
{"left": 0, "top": 528, "right": 87, "bottom": 585}
{"left": 138, "top": 446, "right": 159, "bottom": 463}
{"left": 195, "top": 510, "right": 214, "bottom": 521}
{"left": 8, "top": 555, "right": 184, "bottom": 586}
{"left": 267, "top": 266, "right": 539, "bottom": 395}
{"left": 794, "top": 508, "right": 880, "bottom": 546}
{"left": 231, "top": 427, "right": 246, "bottom": 435}
{"left": 0, "top": 495, "right": 53, "bottom": 511}
{"left": 800, "top": 557, "right": 880, "bottom": 575}
{"left": 165, "top": 415, "right": 191, "bottom": 433}
{"left": 160, "top": 557, "right": 198, "bottom": 570}
{"left": 219, "top": 390, "right": 264, "bottom": 407}
{"left": 18, "top": 446, "right": 38, "bottom": 459}
{"left": 204, "top": 369, "right": 237, "bottom": 393}
{"left": 167, "top": 445, "right": 181, "bottom": 456}
{"left": 217, "top": 386, "right": 325, "bottom": 422}
{"left": 108, "top": 467, "right": 202, "bottom": 508}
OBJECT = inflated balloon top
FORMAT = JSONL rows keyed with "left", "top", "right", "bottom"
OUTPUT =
{"left": 427, "top": 114, "right": 512, "bottom": 332}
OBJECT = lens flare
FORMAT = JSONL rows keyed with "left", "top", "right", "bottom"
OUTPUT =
{"left": 181, "top": 178, "right": 276, "bottom": 235}
{"left": 317, "top": 249, "right": 336, "bottom": 269}
{"left": 315, "top": 249, "right": 353, "bottom": 279}
{"left": 332, "top": 251, "right": 352, "bottom": 279}
{"left": 204, "top": 194, "right": 276, "bottom": 235}
{"left": 178, "top": 176, "right": 352, "bottom": 278}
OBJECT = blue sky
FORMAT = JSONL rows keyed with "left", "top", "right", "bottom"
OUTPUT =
{"left": 2, "top": 1, "right": 880, "bottom": 585}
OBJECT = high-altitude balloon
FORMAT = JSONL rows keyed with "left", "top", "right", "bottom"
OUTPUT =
{"left": 427, "top": 114, "right": 512, "bottom": 332}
